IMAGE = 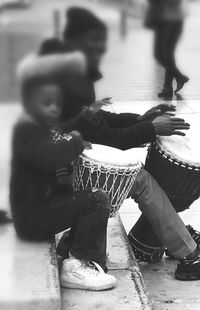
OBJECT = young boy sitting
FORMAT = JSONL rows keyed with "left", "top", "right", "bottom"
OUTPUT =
{"left": 10, "top": 74, "right": 117, "bottom": 291}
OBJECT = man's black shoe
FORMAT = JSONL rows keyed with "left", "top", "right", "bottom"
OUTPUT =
{"left": 166, "top": 225, "right": 200, "bottom": 259}
{"left": 175, "top": 248, "right": 200, "bottom": 281}
{"left": 187, "top": 225, "right": 200, "bottom": 244}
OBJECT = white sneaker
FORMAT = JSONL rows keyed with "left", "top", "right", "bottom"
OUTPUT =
{"left": 60, "top": 258, "right": 117, "bottom": 291}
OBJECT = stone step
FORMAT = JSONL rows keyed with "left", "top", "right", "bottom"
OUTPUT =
{"left": 0, "top": 224, "right": 61, "bottom": 310}
{"left": 61, "top": 214, "right": 151, "bottom": 310}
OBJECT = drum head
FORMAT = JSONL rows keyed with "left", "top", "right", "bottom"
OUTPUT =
{"left": 82, "top": 144, "right": 141, "bottom": 167}
{"left": 157, "top": 114, "right": 200, "bottom": 166}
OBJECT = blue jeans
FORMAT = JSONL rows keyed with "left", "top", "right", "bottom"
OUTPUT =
{"left": 17, "top": 188, "right": 110, "bottom": 270}
{"left": 129, "top": 169, "right": 196, "bottom": 259}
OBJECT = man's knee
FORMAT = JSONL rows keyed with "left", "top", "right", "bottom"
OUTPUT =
{"left": 129, "top": 169, "right": 153, "bottom": 199}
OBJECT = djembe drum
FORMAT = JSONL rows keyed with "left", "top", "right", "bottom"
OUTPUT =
{"left": 73, "top": 144, "right": 141, "bottom": 217}
{"left": 129, "top": 114, "right": 200, "bottom": 262}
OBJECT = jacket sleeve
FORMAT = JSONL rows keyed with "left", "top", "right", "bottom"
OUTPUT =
{"left": 13, "top": 122, "right": 84, "bottom": 171}
{"left": 60, "top": 109, "right": 99, "bottom": 137}
{"left": 88, "top": 120, "right": 156, "bottom": 150}
{"left": 100, "top": 111, "right": 141, "bottom": 128}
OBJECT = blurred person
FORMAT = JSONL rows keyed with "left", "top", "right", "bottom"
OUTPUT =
{"left": 145, "top": 0, "right": 189, "bottom": 98}
{"left": 17, "top": 8, "right": 200, "bottom": 276}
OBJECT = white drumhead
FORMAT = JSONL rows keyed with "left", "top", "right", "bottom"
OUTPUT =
{"left": 157, "top": 114, "right": 200, "bottom": 166}
{"left": 82, "top": 144, "right": 141, "bottom": 167}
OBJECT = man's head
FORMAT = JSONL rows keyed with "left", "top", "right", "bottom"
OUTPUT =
{"left": 22, "top": 78, "right": 62, "bottom": 124}
{"left": 63, "top": 7, "right": 107, "bottom": 71}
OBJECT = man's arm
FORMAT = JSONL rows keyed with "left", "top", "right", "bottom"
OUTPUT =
{"left": 100, "top": 111, "right": 141, "bottom": 128}
{"left": 59, "top": 108, "right": 99, "bottom": 137}
{"left": 88, "top": 120, "right": 156, "bottom": 150}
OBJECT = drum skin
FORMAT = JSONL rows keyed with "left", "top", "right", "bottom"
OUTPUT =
{"left": 145, "top": 142, "right": 200, "bottom": 212}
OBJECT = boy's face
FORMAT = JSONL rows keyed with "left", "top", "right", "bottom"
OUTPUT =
{"left": 29, "top": 84, "right": 62, "bottom": 123}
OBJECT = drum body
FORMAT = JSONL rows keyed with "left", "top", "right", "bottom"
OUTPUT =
{"left": 73, "top": 144, "right": 141, "bottom": 217}
{"left": 145, "top": 140, "right": 200, "bottom": 212}
{"left": 129, "top": 114, "right": 200, "bottom": 262}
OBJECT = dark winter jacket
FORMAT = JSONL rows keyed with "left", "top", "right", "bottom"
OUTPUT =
{"left": 10, "top": 113, "right": 89, "bottom": 230}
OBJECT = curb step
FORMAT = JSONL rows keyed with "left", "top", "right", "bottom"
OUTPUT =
{"left": 61, "top": 214, "right": 151, "bottom": 310}
{"left": 0, "top": 224, "right": 61, "bottom": 310}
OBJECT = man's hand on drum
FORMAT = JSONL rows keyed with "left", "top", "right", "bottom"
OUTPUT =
{"left": 138, "top": 104, "right": 176, "bottom": 122}
{"left": 70, "top": 131, "right": 92, "bottom": 149}
{"left": 88, "top": 97, "right": 113, "bottom": 114}
{"left": 152, "top": 116, "right": 190, "bottom": 136}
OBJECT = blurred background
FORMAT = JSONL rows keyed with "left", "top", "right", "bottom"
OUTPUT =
{"left": 0, "top": 0, "right": 199, "bottom": 103}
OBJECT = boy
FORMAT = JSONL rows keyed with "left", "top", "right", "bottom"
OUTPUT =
{"left": 10, "top": 75, "right": 117, "bottom": 291}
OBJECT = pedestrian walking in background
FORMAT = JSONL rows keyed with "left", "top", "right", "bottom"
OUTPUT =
{"left": 145, "top": 0, "right": 189, "bottom": 98}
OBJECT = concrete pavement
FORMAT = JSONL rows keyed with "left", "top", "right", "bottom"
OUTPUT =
{"left": 117, "top": 99, "right": 200, "bottom": 310}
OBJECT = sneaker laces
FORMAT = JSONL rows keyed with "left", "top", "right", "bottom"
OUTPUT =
{"left": 186, "top": 225, "right": 200, "bottom": 244}
{"left": 79, "top": 261, "right": 104, "bottom": 277}
{"left": 88, "top": 261, "right": 105, "bottom": 274}
{"left": 181, "top": 247, "right": 200, "bottom": 264}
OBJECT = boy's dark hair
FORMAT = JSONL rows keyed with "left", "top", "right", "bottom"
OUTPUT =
{"left": 63, "top": 7, "right": 107, "bottom": 40}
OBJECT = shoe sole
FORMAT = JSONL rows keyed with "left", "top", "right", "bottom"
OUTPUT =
{"left": 175, "top": 271, "right": 200, "bottom": 281}
{"left": 61, "top": 279, "right": 117, "bottom": 291}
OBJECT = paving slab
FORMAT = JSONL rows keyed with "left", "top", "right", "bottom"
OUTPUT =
{"left": 120, "top": 183, "right": 200, "bottom": 310}
{"left": 0, "top": 224, "right": 61, "bottom": 310}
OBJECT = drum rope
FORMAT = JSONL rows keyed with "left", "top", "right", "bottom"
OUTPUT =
{"left": 73, "top": 157, "right": 141, "bottom": 217}
{"left": 151, "top": 142, "right": 200, "bottom": 172}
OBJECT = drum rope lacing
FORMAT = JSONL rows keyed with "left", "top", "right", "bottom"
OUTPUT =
{"left": 151, "top": 142, "right": 200, "bottom": 172}
{"left": 128, "top": 232, "right": 165, "bottom": 263}
{"left": 73, "top": 156, "right": 141, "bottom": 217}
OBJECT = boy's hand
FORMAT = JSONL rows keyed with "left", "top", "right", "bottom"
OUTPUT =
{"left": 152, "top": 116, "right": 190, "bottom": 136}
{"left": 138, "top": 104, "right": 176, "bottom": 122}
{"left": 83, "top": 141, "right": 92, "bottom": 150}
{"left": 88, "top": 97, "right": 113, "bottom": 114}
{"left": 70, "top": 131, "right": 92, "bottom": 150}
{"left": 70, "top": 130, "right": 83, "bottom": 140}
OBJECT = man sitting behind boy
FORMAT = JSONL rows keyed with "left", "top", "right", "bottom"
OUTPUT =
{"left": 10, "top": 74, "right": 117, "bottom": 291}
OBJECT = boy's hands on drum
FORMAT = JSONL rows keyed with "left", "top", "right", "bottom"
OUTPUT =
{"left": 138, "top": 104, "right": 176, "bottom": 122}
{"left": 88, "top": 97, "right": 113, "bottom": 114}
{"left": 152, "top": 116, "right": 190, "bottom": 136}
{"left": 70, "top": 131, "right": 92, "bottom": 150}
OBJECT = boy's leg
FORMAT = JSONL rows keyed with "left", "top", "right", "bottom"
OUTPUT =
{"left": 22, "top": 188, "right": 116, "bottom": 290}
{"left": 49, "top": 188, "right": 110, "bottom": 269}
{"left": 50, "top": 188, "right": 117, "bottom": 290}
{"left": 129, "top": 169, "right": 196, "bottom": 260}
{"left": 22, "top": 188, "right": 110, "bottom": 269}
